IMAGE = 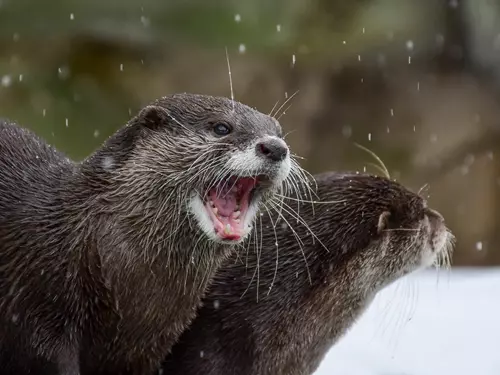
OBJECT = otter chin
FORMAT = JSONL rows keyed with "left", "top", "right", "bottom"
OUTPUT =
{"left": 162, "top": 172, "right": 454, "bottom": 375}
{"left": 0, "top": 93, "right": 305, "bottom": 375}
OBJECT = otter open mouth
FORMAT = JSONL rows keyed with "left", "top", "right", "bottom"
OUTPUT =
{"left": 204, "top": 177, "right": 261, "bottom": 241}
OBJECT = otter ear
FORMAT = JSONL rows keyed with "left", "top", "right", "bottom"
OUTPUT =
{"left": 377, "top": 211, "right": 391, "bottom": 234}
{"left": 137, "top": 105, "right": 170, "bottom": 130}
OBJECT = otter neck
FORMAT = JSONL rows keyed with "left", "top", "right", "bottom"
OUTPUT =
{"left": 72, "top": 148, "right": 234, "bottom": 332}
{"left": 238, "top": 234, "right": 400, "bottom": 375}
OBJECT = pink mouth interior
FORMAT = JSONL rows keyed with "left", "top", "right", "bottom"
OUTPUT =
{"left": 205, "top": 177, "right": 258, "bottom": 241}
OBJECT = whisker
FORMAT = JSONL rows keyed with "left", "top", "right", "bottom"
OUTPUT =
{"left": 267, "top": 202, "right": 312, "bottom": 284}
{"left": 268, "top": 100, "right": 280, "bottom": 117}
{"left": 273, "top": 90, "right": 299, "bottom": 120}
{"left": 382, "top": 228, "right": 420, "bottom": 232}
{"left": 225, "top": 47, "right": 235, "bottom": 112}
{"left": 417, "top": 183, "right": 429, "bottom": 196}
{"left": 270, "top": 198, "right": 331, "bottom": 254}
{"left": 354, "top": 143, "right": 390, "bottom": 179}
{"left": 274, "top": 194, "right": 346, "bottom": 205}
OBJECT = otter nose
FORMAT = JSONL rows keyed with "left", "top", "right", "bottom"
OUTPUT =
{"left": 256, "top": 138, "right": 288, "bottom": 162}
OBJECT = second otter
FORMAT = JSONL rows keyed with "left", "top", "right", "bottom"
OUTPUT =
{"left": 162, "top": 172, "right": 454, "bottom": 375}
{"left": 0, "top": 94, "right": 297, "bottom": 374}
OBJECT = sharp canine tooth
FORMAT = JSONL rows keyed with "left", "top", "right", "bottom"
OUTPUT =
{"left": 234, "top": 219, "right": 240, "bottom": 223}
{"left": 224, "top": 224, "right": 232, "bottom": 234}
{"left": 232, "top": 211, "right": 241, "bottom": 219}
{"left": 213, "top": 207, "right": 218, "bottom": 215}
{"left": 209, "top": 200, "right": 214, "bottom": 206}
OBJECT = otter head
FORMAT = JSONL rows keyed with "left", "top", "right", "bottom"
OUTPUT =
{"left": 325, "top": 173, "right": 454, "bottom": 291}
{"left": 120, "top": 93, "right": 292, "bottom": 244}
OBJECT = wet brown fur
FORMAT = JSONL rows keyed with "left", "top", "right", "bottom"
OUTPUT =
{"left": 0, "top": 93, "right": 295, "bottom": 374}
{"left": 162, "top": 172, "right": 453, "bottom": 375}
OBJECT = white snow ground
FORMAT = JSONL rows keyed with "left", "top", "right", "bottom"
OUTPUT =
{"left": 314, "top": 268, "right": 500, "bottom": 375}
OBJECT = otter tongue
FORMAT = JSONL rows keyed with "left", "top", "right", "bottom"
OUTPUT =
{"left": 211, "top": 191, "right": 238, "bottom": 217}
{"left": 209, "top": 178, "right": 256, "bottom": 240}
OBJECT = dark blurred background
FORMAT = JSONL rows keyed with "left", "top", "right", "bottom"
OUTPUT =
{"left": 1, "top": 0, "right": 499, "bottom": 266}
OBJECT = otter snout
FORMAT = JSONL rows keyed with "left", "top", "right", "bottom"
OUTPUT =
{"left": 255, "top": 138, "right": 288, "bottom": 162}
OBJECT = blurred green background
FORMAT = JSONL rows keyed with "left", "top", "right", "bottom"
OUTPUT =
{"left": 1, "top": 0, "right": 500, "bottom": 266}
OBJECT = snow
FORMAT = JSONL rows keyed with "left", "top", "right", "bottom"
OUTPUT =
{"left": 314, "top": 268, "right": 500, "bottom": 375}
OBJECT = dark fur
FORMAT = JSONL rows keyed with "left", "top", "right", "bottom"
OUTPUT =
{"left": 162, "top": 172, "right": 453, "bottom": 375}
{"left": 0, "top": 93, "right": 291, "bottom": 374}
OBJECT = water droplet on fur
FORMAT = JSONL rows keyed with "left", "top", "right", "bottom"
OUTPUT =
{"left": 11, "top": 314, "right": 18, "bottom": 323}
{"left": 476, "top": 242, "right": 483, "bottom": 251}
{"left": 213, "top": 300, "right": 220, "bottom": 309}
{"left": 200, "top": 351, "right": 204, "bottom": 358}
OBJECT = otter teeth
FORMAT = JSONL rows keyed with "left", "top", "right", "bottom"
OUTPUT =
{"left": 213, "top": 207, "right": 218, "bottom": 215}
{"left": 224, "top": 224, "right": 232, "bottom": 235}
{"left": 232, "top": 211, "right": 241, "bottom": 219}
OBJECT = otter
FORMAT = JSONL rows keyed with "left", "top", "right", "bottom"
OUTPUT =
{"left": 161, "top": 172, "right": 454, "bottom": 375}
{"left": 0, "top": 93, "right": 300, "bottom": 375}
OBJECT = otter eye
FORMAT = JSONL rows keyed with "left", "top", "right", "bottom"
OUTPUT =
{"left": 213, "top": 123, "right": 231, "bottom": 136}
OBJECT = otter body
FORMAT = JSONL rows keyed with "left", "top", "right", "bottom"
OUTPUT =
{"left": 0, "top": 94, "right": 296, "bottom": 374}
{"left": 162, "top": 172, "right": 453, "bottom": 375}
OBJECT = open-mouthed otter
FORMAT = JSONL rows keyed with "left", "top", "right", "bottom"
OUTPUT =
{"left": 0, "top": 93, "right": 302, "bottom": 374}
{"left": 161, "top": 172, "right": 454, "bottom": 375}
